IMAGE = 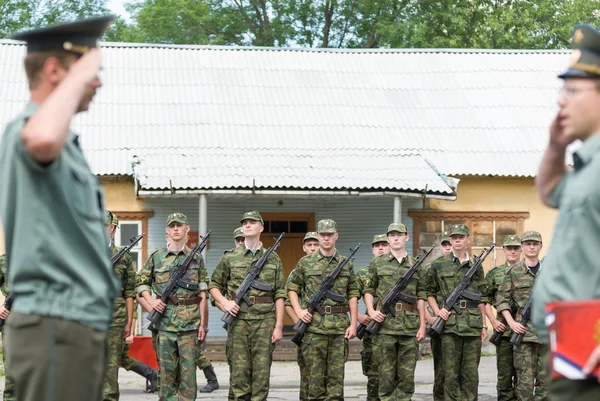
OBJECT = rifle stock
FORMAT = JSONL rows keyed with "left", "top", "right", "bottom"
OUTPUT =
{"left": 510, "top": 297, "right": 533, "bottom": 345}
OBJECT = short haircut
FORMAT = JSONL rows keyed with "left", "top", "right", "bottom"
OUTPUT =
{"left": 24, "top": 51, "right": 76, "bottom": 89}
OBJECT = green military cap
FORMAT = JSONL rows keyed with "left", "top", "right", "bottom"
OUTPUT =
{"left": 449, "top": 224, "right": 469, "bottom": 236}
{"left": 233, "top": 227, "right": 244, "bottom": 239}
{"left": 111, "top": 213, "right": 119, "bottom": 227}
{"left": 503, "top": 235, "right": 521, "bottom": 247}
{"left": 303, "top": 232, "right": 319, "bottom": 242}
{"left": 441, "top": 232, "right": 450, "bottom": 244}
{"left": 521, "top": 231, "right": 542, "bottom": 243}
{"left": 105, "top": 210, "right": 114, "bottom": 226}
{"left": 317, "top": 219, "right": 337, "bottom": 233}
{"left": 387, "top": 222, "right": 407, "bottom": 234}
{"left": 12, "top": 15, "right": 114, "bottom": 55}
{"left": 166, "top": 213, "right": 188, "bottom": 225}
{"left": 559, "top": 24, "right": 600, "bottom": 79}
{"left": 240, "top": 211, "right": 263, "bottom": 225}
{"left": 372, "top": 234, "right": 388, "bottom": 245}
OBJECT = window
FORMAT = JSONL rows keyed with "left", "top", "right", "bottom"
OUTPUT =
{"left": 408, "top": 210, "right": 529, "bottom": 272}
{"left": 114, "top": 220, "right": 143, "bottom": 270}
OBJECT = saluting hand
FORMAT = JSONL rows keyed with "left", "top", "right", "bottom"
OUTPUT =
{"left": 69, "top": 48, "right": 103, "bottom": 85}
{"left": 549, "top": 113, "right": 575, "bottom": 149}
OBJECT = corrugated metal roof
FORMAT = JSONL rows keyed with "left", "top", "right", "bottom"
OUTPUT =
{"left": 0, "top": 41, "right": 570, "bottom": 189}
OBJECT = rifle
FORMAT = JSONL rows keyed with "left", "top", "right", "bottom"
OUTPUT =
{"left": 291, "top": 244, "right": 361, "bottom": 346}
{"left": 427, "top": 245, "right": 495, "bottom": 339}
{"left": 147, "top": 231, "right": 211, "bottom": 333}
{"left": 356, "top": 297, "right": 378, "bottom": 340}
{"left": 489, "top": 299, "right": 517, "bottom": 346}
{"left": 511, "top": 297, "right": 533, "bottom": 345}
{"left": 221, "top": 232, "right": 285, "bottom": 329}
{"left": 0, "top": 294, "right": 14, "bottom": 331}
{"left": 365, "top": 245, "right": 436, "bottom": 336}
{"left": 111, "top": 234, "right": 144, "bottom": 265}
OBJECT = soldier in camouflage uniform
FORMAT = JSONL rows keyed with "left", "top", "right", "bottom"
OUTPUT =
{"left": 103, "top": 211, "right": 137, "bottom": 401}
{"left": 287, "top": 219, "right": 359, "bottom": 401}
{"left": 210, "top": 211, "right": 286, "bottom": 401}
{"left": 484, "top": 235, "right": 521, "bottom": 401}
{"left": 497, "top": 231, "right": 548, "bottom": 401}
{"left": 356, "top": 233, "right": 389, "bottom": 401}
{"left": 137, "top": 213, "right": 209, "bottom": 401}
{"left": 425, "top": 224, "right": 490, "bottom": 401}
{"left": 364, "top": 224, "right": 426, "bottom": 401}
{"left": 284, "top": 231, "right": 319, "bottom": 401}
{"left": 0, "top": 254, "right": 14, "bottom": 401}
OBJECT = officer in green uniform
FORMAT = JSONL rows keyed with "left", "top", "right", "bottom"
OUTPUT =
{"left": 356, "top": 233, "right": 389, "bottom": 401}
{"left": 365, "top": 224, "right": 426, "bottom": 401}
{"left": 287, "top": 219, "right": 360, "bottom": 401}
{"left": 0, "top": 254, "right": 14, "bottom": 401}
{"left": 484, "top": 235, "right": 521, "bottom": 401}
{"left": 533, "top": 23, "right": 600, "bottom": 399}
{"left": 137, "top": 213, "right": 209, "bottom": 400}
{"left": 498, "top": 231, "right": 548, "bottom": 401}
{"left": 0, "top": 16, "right": 119, "bottom": 401}
{"left": 284, "top": 231, "right": 320, "bottom": 401}
{"left": 102, "top": 211, "right": 137, "bottom": 401}
{"left": 425, "top": 224, "right": 490, "bottom": 401}
{"left": 209, "top": 211, "right": 286, "bottom": 401}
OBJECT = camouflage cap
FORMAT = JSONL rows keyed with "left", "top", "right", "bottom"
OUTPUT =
{"left": 440, "top": 232, "right": 450, "bottom": 244}
{"left": 449, "top": 224, "right": 469, "bottom": 236}
{"left": 372, "top": 234, "right": 388, "bottom": 245}
{"left": 233, "top": 227, "right": 244, "bottom": 239}
{"left": 166, "top": 213, "right": 188, "bottom": 226}
{"left": 521, "top": 230, "right": 542, "bottom": 243}
{"left": 111, "top": 213, "right": 119, "bottom": 227}
{"left": 387, "top": 222, "right": 407, "bottom": 234}
{"left": 317, "top": 219, "right": 337, "bottom": 233}
{"left": 503, "top": 235, "right": 521, "bottom": 247}
{"left": 240, "top": 211, "right": 263, "bottom": 225}
{"left": 105, "top": 210, "right": 114, "bottom": 226}
{"left": 303, "top": 232, "right": 319, "bottom": 242}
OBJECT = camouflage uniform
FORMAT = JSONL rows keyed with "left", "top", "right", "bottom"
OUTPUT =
{"left": 364, "top": 250, "right": 423, "bottom": 401}
{"left": 285, "top": 268, "right": 309, "bottom": 401}
{"left": 486, "top": 260, "right": 517, "bottom": 401}
{"left": 497, "top": 260, "right": 548, "bottom": 401}
{"left": 0, "top": 255, "right": 15, "bottom": 401}
{"left": 210, "top": 217, "right": 286, "bottom": 401}
{"left": 423, "top": 263, "right": 444, "bottom": 401}
{"left": 287, "top": 231, "right": 360, "bottom": 401}
{"left": 425, "top": 225, "right": 490, "bottom": 401}
{"left": 356, "top": 265, "right": 379, "bottom": 401}
{"left": 137, "top": 239, "right": 208, "bottom": 401}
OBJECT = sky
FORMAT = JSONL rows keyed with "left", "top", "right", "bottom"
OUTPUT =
{"left": 107, "top": 0, "right": 130, "bottom": 21}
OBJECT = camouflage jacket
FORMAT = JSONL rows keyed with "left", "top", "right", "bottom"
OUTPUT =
{"left": 287, "top": 249, "right": 360, "bottom": 335}
{"left": 496, "top": 261, "right": 540, "bottom": 343}
{"left": 110, "top": 244, "right": 137, "bottom": 327}
{"left": 364, "top": 253, "right": 424, "bottom": 336}
{"left": 137, "top": 246, "right": 208, "bottom": 332}
{"left": 425, "top": 253, "right": 490, "bottom": 337}
{"left": 355, "top": 265, "right": 369, "bottom": 297}
{"left": 285, "top": 268, "right": 307, "bottom": 308}
{"left": 209, "top": 244, "right": 285, "bottom": 320}
{"left": 0, "top": 254, "right": 8, "bottom": 298}
{"left": 486, "top": 262, "right": 514, "bottom": 338}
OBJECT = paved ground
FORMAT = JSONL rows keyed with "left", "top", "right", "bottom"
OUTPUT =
{"left": 10, "top": 356, "right": 496, "bottom": 400}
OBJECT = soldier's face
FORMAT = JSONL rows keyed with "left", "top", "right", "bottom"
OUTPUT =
{"left": 303, "top": 239, "right": 319, "bottom": 255}
{"left": 166, "top": 222, "right": 189, "bottom": 242}
{"left": 242, "top": 220, "right": 263, "bottom": 237}
{"left": 450, "top": 234, "right": 470, "bottom": 251}
{"left": 387, "top": 232, "right": 408, "bottom": 251}
{"left": 503, "top": 245, "right": 522, "bottom": 264}
{"left": 105, "top": 224, "right": 116, "bottom": 239}
{"left": 441, "top": 242, "right": 452, "bottom": 255}
{"left": 372, "top": 241, "right": 389, "bottom": 256}
{"left": 318, "top": 232, "right": 338, "bottom": 251}
{"left": 522, "top": 241, "right": 542, "bottom": 258}
{"left": 557, "top": 78, "right": 600, "bottom": 141}
{"left": 234, "top": 237, "right": 245, "bottom": 248}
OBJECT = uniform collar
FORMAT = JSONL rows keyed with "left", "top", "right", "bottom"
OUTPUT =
{"left": 452, "top": 252, "right": 470, "bottom": 263}
{"left": 166, "top": 245, "right": 190, "bottom": 256}
{"left": 316, "top": 249, "right": 340, "bottom": 262}
{"left": 387, "top": 251, "right": 408, "bottom": 263}
{"left": 244, "top": 243, "right": 264, "bottom": 256}
{"left": 573, "top": 132, "right": 600, "bottom": 170}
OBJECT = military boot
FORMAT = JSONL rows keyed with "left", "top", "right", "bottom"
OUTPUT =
{"left": 199, "top": 365, "right": 219, "bottom": 393}
{"left": 131, "top": 361, "right": 158, "bottom": 393}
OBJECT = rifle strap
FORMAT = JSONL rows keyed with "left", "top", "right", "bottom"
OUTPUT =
{"left": 321, "top": 305, "right": 350, "bottom": 314}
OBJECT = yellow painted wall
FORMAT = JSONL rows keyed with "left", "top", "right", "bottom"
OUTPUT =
{"left": 101, "top": 176, "right": 145, "bottom": 212}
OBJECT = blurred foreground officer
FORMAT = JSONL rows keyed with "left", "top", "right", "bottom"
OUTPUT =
{"left": 0, "top": 16, "right": 119, "bottom": 401}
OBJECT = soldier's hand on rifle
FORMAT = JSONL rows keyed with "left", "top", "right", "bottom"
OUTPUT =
{"left": 345, "top": 324, "right": 356, "bottom": 340}
{"left": 437, "top": 308, "right": 451, "bottom": 321}
{"left": 0, "top": 305, "right": 8, "bottom": 320}
{"left": 508, "top": 320, "right": 526, "bottom": 334}
{"left": 150, "top": 298, "right": 166, "bottom": 313}
{"left": 358, "top": 313, "right": 371, "bottom": 325}
{"left": 368, "top": 310, "right": 386, "bottom": 323}
{"left": 298, "top": 309, "right": 312, "bottom": 323}
{"left": 583, "top": 345, "right": 600, "bottom": 382}
{"left": 492, "top": 319, "right": 506, "bottom": 333}
{"left": 223, "top": 299, "right": 240, "bottom": 316}
{"left": 271, "top": 326, "right": 283, "bottom": 343}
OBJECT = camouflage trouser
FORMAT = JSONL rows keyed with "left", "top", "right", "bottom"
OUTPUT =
{"left": 152, "top": 332, "right": 161, "bottom": 392}
{"left": 361, "top": 334, "right": 379, "bottom": 401}
{"left": 196, "top": 341, "right": 211, "bottom": 370}
{"left": 102, "top": 325, "right": 125, "bottom": 401}
{"left": 514, "top": 342, "right": 548, "bottom": 401}
{"left": 301, "top": 332, "right": 349, "bottom": 401}
{"left": 2, "top": 335, "right": 15, "bottom": 401}
{"left": 431, "top": 335, "right": 444, "bottom": 401}
{"left": 157, "top": 330, "right": 198, "bottom": 401}
{"left": 373, "top": 333, "right": 418, "bottom": 401}
{"left": 496, "top": 338, "right": 517, "bottom": 401}
{"left": 298, "top": 344, "right": 308, "bottom": 401}
{"left": 120, "top": 342, "right": 138, "bottom": 371}
{"left": 442, "top": 334, "right": 481, "bottom": 401}
{"left": 226, "top": 316, "right": 276, "bottom": 401}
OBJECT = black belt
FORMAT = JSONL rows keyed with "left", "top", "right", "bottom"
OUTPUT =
{"left": 457, "top": 299, "right": 479, "bottom": 309}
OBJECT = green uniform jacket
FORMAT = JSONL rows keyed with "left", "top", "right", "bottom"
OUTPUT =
{"left": 0, "top": 255, "right": 8, "bottom": 298}
{"left": 137, "top": 246, "right": 208, "bottom": 332}
{"left": 425, "top": 253, "right": 490, "bottom": 337}
{"left": 209, "top": 244, "right": 286, "bottom": 320}
{"left": 110, "top": 244, "right": 137, "bottom": 328}
{"left": 364, "top": 253, "right": 424, "bottom": 336}
{"left": 486, "top": 263, "right": 513, "bottom": 338}
{"left": 497, "top": 261, "right": 540, "bottom": 343}
{"left": 287, "top": 249, "right": 360, "bottom": 335}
